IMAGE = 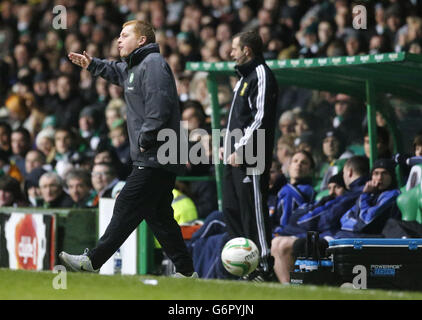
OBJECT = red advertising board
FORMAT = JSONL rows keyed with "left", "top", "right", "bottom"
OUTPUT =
{"left": 0, "top": 212, "right": 55, "bottom": 270}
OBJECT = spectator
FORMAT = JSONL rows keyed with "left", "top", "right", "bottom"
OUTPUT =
{"left": 24, "top": 149, "right": 47, "bottom": 177}
{"left": 331, "top": 93, "right": 364, "bottom": 146}
{"left": 90, "top": 162, "right": 120, "bottom": 207}
{"left": 105, "top": 100, "right": 125, "bottom": 131}
{"left": 293, "top": 111, "right": 314, "bottom": 138}
{"left": 275, "top": 134, "right": 295, "bottom": 176}
{"left": 39, "top": 171, "right": 73, "bottom": 208}
{"left": 0, "top": 175, "right": 27, "bottom": 207}
{"left": 93, "top": 142, "right": 131, "bottom": 180}
{"left": 317, "top": 20, "right": 335, "bottom": 56}
{"left": 65, "top": 168, "right": 95, "bottom": 208}
{"left": 78, "top": 105, "right": 104, "bottom": 153}
{"left": 35, "top": 127, "right": 56, "bottom": 164}
{"left": 336, "top": 158, "right": 400, "bottom": 238}
{"left": 272, "top": 150, "right": 315, "bottom": 234}
{"left": 24, "top": 167, "right": 46, "bottom": 207}
{"left": 268, "top": 158, "right": 287, "bottom": 218}
{"left": 53, "top": 126, "right": 81, "bottom": 178}
{"left": 316, "top": 129, "right": 351, "bottom": 193}
{"left": 278, "top": 110, "right": 296, "bottom": 137}
{"left": 271, "top": 155, "right": 369, "bottom": 283}
{"left": 5, "top": 94, "right": 30, "bottom": 130}
{"left": 108, "top": 119, "right": 130, "bottom": 166}
{"left": 414, "top": 132, "right": 422, "bottom": 157}
{"left": 10, "top": 127, "right": 31, "bottom": 177}
{"left": 345, "top": 32, "right": 364, "bottom": 56}
{"left": 363, "top": 126, "right": 392, "bottom": 160}
{"left": 0, "top": 121, "right": 12, "bottom": 155}
{"left": 299, "top": 23, "right": 319, "bottom": 57}
{"left": 51, "top": 74, "right": 84, "bottom": 128}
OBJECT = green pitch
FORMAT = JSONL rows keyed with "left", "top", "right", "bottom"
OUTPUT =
{"left": 1, "top": 268, "right": 422, "bottom": 300}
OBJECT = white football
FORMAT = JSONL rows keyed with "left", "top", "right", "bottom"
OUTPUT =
{"left": 221, "top": 237, "right": 260, "bottom": 277}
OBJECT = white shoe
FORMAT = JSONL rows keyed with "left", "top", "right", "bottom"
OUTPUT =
{"left": 59, "top": 249, "right": 99, "bottom": 273}
{"left": 172, "top": 271, "right": 199, "bottom": 279}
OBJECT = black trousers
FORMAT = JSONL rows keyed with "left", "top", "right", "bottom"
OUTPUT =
{"left": 223, "top": 165, "right": 273, "bottom": 272}
{"left": 88, "top": 166, "right": 194, "bottom": 275}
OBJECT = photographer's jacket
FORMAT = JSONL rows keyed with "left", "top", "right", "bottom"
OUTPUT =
{"left": 87, "top": 43, "right": 185, "bottom": 175}
{"left": 223, "top": 56, "right": 278, "bottom": 172}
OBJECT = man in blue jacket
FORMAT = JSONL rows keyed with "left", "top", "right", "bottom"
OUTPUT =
{"left": 271, "top": 155, "right": 369, "bottom": 283}
{"left": 60, "top": 20, "right": 196, "bottom": 277}
{"left": 335, "top": 158, "right": 400, "bottom": 238}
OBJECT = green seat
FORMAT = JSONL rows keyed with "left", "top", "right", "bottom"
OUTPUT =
{"left": 397, "top": 165, "right": 422, "bottom": 223}
{"left": 397, "top": 182, "right": 422, "bottom": 223}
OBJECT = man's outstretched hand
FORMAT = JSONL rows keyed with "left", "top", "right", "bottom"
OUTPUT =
{"left": 68, "top": 51, "right": 92, "bottom": 69}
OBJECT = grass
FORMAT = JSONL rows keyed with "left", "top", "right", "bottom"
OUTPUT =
{"left": 1, "top": 269, "right": 422, "bottom": 300}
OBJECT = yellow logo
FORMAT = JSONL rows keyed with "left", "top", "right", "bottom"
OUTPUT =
{"left": 240, "top": 82, "right": 248, "bottom": 96}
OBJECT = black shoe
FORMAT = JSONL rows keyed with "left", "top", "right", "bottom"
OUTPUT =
{"left": 243, "top": 267, "right": 277, "bottom": 282}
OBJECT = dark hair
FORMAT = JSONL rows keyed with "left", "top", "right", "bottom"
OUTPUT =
{"left": 293, "top": 149, "right": 315, "bottom": 170}
{"left": 0, "top": 175, "right": 25, "bottom": 203}
{"left": 12, "top": 127, "right": 31, "bottom": 143}
{"left": 182, "top": 100, "right": 206, "bottom": 127}
{"left": 364, "top": 126, "right": 390, "bottom": 144}
{"left": 92, "top": 161, "right": 117, "bottom": 177}
{"left": 94, "top": 141, "right": 129, "bottom": 179}
{"left": 0, "top": 121, "right": 12, "bottom": 136}
{"left": 234, "top": 30, "right": 263, "bottom": 56}
{"left": 345, "top": 155, "right": 370, "bottom": 177}
{"left": 413, "top": 133, "right": 422, "bottom": 150}
{"left": 26, "top": 149, "right": 46, "bottom": 164}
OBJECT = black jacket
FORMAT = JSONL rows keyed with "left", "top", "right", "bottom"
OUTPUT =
{"left": 224, "top": 56, "right": 278, "bottom": 174}
{"left": 87, "top": 43, "right": 185, "bottom": 175}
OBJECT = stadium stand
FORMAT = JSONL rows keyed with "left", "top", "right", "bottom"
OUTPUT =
{"left": 1, "top": 0, "right": 422, "bottom": 281}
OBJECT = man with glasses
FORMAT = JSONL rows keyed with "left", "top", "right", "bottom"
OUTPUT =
{"left": 91, "top": 162, "right": 120, "bottom": 206}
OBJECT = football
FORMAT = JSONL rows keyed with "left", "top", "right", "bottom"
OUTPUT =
{"left": 221, "top": 237, "right": 260, "bottom": 277}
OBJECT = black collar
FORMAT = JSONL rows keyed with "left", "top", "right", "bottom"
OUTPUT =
{"left": 124, "top": 43, "right": 160, "bottom": 68}
{"left": 292, "top": 177, "right": 313, "bottom": 186}
{"left": 234, "top": 56, "right": 265, "bottom": 78}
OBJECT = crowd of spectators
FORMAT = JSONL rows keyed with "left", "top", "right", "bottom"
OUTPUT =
{"left": 0, "top": 0, "right": 422, "bottom": 241}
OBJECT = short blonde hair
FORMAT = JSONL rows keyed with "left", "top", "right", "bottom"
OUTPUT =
{"left": 122, "top": 20, "right": 156, "bottom": 44}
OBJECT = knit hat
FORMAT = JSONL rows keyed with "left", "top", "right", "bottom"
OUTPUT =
{"left": 371, "top": 158, "right": 397, "bottom": 188}
{"left": 372, "top": 158, "right": 395, "bottom": 176}
{"left": 328, "top": 172, "right": 346, "bottom": 189}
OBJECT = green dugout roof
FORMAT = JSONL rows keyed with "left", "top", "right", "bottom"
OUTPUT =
{"left": 186, "top": 52, "right": 422, "bottom": 102}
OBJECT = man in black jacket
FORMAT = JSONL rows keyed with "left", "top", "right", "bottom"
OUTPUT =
{"left": 60, "top": 20, "right": 196, "bottom": 277}
{"left": 221, "top": 30, "right": 278, "bottom": 280}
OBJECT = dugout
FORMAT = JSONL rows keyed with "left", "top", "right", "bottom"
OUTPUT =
{"left": 186, "top": 51, "right": 422, "bottom": 208}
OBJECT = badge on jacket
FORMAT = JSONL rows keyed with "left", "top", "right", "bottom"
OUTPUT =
{"left": 240, "top": 82, "right": 248, "bottom": 96}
